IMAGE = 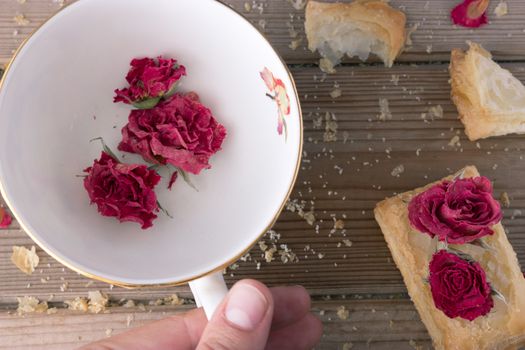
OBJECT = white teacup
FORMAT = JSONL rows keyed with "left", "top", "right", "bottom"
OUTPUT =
{"left": 0, "top": 0, "right": 302, "bottom": 318}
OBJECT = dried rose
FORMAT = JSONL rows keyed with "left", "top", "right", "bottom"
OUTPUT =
{"left": 451, "top": 0, "right": 489, "bottom": 28}
{"left": 118, "top": 93, "right": 227, "bottom": 175}
{"left": 408, "top": 177, "right": 502, "bottom": 244}
{"left": 0, "top": 207, "right": 12, "bottom": 229}
{"left": 83, "top": 152, "right": 161, "bottom": 229}
{"left": 114, "top": 57, "right": 186, "bottom": 109}
{"left": 429, "top": 250, "right": 493, "bottom": 321}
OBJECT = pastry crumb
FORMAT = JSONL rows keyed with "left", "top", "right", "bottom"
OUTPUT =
{"left": 336, "top": 305, "right": 349, "bottom": 320}
{"left": 123, "top": 299, "right": 135, "bottom": 308}
{"left": 244, "top": 2, "right": 251, "bottom": 12}
{"left": 334, "top": 219, "right": 345, "bottom": 230}
{"left": 405, "top": 23, "right": 419, "bottom": 46}
{"left": 342, "top": 342, "right": 354, "bottom": 350}
{"left": 13, "top": 14, "right": 30, "bottom": 25}
{"left": 323, "top": 112, "right": 338, "bottom": 142}
{"left": 65, "top": 297, "right": 89, "bottom": 312}
{"left": 11, "top": 246, "right": 39, "bottom": 275}
{"left": 126, "top": 314, "right": 134, "bottom": 327}
{"left": 342, "top": 239, "right": 353, "bottom": 247}
{"left": 330, "top": 88, "right": 342, "bottom": 99}
{"left": 289, "top": 38, "right": 302, "bottom": 50}
{"left": 448, "top": 135, "right": 460, "bottom": 147}
{"left": 319, "top": 58, "right": 336, "bottom": 74}
{"left": 390, "top": 74, "right": 400, "bottom": 86}
{"left": 105, "top": 328, "right": 113, "bottom": 337}
{"left": 288, "top": 0, "right": 307, "bottom": 10}
{"left": 500, "top": 192, "right": 511, "bottom": 207}
{"left": 494, "top": 1, "right": 508, "bottom": 17}
{"left": 378, "top": 98, "right": 392, "bottom": 121}
{"left": 17, "top": 296, "right": 48, "bottom": 315}
{"left": 88, "top": 291, "right": 108, "bottom": 314}
{"left": 391, "top": 164, "right": 405, "bottom": 177}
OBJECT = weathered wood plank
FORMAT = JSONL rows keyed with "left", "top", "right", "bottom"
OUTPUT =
{"left": 0, "top": 299, "right": 433, "bottom": 350}
{"left": 2, "top": 0, "right": 525, "bottom": 66}
{"left": 1, "top": 64, "right": 525, "bottom": 305}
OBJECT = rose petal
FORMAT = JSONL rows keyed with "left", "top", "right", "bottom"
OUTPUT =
{"left": 451, "top": 0, "right": 489, "bottom": 28}
{"left": 0, "top": 207, "right": 12, "bottom": 229}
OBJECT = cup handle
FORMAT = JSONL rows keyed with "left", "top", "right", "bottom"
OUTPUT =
{"left": 188, "top": 271, "right": 228, "bottom": 319}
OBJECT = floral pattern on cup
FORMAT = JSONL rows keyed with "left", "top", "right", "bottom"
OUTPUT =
{"left": 260, "top": 67, "right": 291, "bottom": 139}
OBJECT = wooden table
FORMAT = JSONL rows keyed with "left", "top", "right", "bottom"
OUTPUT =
{"left": 1, "top": 0, "right": 525, "bottom": 349}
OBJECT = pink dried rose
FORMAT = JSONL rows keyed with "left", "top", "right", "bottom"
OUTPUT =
{"left": 408, "top": 176, "right": 502, "bottom": 244}
{"left": 83, "top": 152, "right": 161, "bottom": 229}
{"left": 0, "top": 207, "right": 12, "bottom": 229}
{"left": 429, "top": 250, "right": 493, "bottom": 321}
{"left": 114, "top": 57, "right": 186, "bottom": 109}
{"left": 118, "top": 93, "right": 227, "bottom": 175}
{"left": 451, "top": 0, "right": 489, "bottom": 28}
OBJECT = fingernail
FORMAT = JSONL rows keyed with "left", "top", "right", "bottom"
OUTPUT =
{"left": 225, "top": 283, "right": 268, "bottom": 331}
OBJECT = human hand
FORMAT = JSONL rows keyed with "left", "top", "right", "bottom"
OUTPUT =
{"left": 80, "top": 279, "right": 323, "bottom": 350}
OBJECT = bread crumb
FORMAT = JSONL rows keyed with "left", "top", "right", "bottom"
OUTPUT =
{"left": 288, "top": 0, "right": 307, "bottom": 10}
{"left": 319, "top": 58, "right": 336, "bottom": 74}
{"left": 13, "top": 14, "right": 30, "bottom": 25}
{"left": 66, "top": 297, "right": 89, "bottom": 312}
{"left": 17, "top": 296, "right": 48, "bottom": 315}
{"left": 330, "top": 88, "right": 342, "bottom": 99}
{"left": 343, "top": 343, "right": 354, "bottom": 350}
{"left": 88, "top": 291, "right": 108, "bottom": 313}
{"left": 11, "top": 246, "right": 39, "bottom": 275}
{"left": 378, "top": 98, "right": 392, "bottom": 121}
{"left": 494, "top": 1, "right": 508, "bottom": 17}
{"left": 500, "top": 192, "right": 511, "bottom": 207}
{"left": 336, "top": 305, "right": 349, "bottom": 320}
{"left": 391, "top": 164, "right": 405, "bottom": 177}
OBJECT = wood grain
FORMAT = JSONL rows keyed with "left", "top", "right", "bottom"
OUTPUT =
{"left": 2, "top": 0, "right": 525, "bottom": 65}
{"left": 0, "top": 298, "right": 432, "bottom": 350}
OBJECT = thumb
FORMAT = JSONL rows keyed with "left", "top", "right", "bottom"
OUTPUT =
{"left": 197, "top": 279, "right": 273, "bottom": 350}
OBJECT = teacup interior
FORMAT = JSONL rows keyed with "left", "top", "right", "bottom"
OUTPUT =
{"left": 0, "top": 0, "right": 301, "bottom": 284}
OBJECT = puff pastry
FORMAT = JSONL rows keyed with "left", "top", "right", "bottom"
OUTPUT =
{"left": 375, "top": 166, "right": 525, "bottom": 350}
{"left": 304, "top": 0, "right": 406, "bottom": 69}
{"left": 450, "top": 42, "right": 525, "bottom": 141}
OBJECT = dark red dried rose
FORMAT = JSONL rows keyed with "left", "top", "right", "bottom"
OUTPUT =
{"left": 451, "top": 0, "right": 489, "bottom": 28}
{"left": 0, "top": 207, "right": 12, "bottom": 229}
{"left": 83, "top": 152, "right": 161, "bottom": 229}
{"left": 114, "top": 57, "right": 186, "bottom": 108}
{"left": 118, "top": 93, "right": 227, "bottom": 175}
{"left": 429, "top": 250, "right": 493, "bottom": 321}
{"left": 408, "top": 176, "right": 502, "bottom": 244}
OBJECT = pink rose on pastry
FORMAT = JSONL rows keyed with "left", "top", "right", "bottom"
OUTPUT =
{"left": 408, "top": 176, "right": 502, "bottom": 244}
{"left": 429, "top": 250, "right": 493, "bottom": 321}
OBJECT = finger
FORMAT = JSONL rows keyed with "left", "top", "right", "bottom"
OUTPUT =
{"left": 270, "top": 285, "right": 311, "bottom": 329}
{"left": 79, "top": 307, "right": 207, "bottom": 350}
{"left": 265, "top": 313, "right": 323, "bottom": 350}
{"left": 197, "top": 279, "right": 274, "bottom": 350}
